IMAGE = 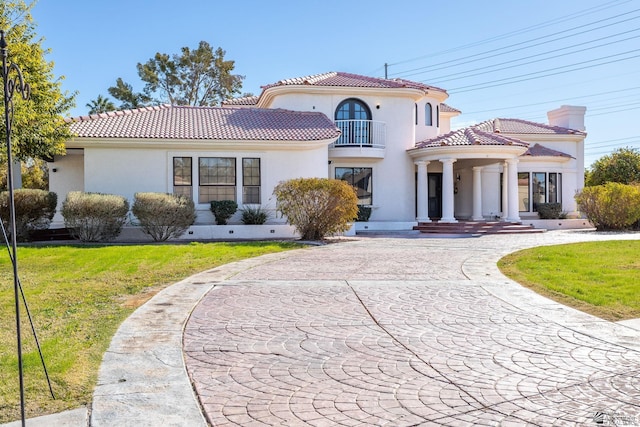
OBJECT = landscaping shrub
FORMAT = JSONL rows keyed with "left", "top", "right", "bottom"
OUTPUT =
{"left": 0, "top": 189, "right": 57, "bottom": 241}
{"left": 575, "top": 182, "right": 640, "bottom": 230}
{"left": 132, "top": 193, "right": 196, "bottom": 241}
{"left": 273, "top": 177, "right": 358, "bottom": 240}
{"left": 357, "top": 205, "right": 372, "bottom": 222}
{"left": 240, "top": 205, "right": 269, "bottom": 225}
{"left": 536, "top": 203, "right": 563, "bottom": 219}
{"left": 62, "top": 192, "right": 129, "bottom": 242}
{"left": 210, "top": 200, "right": 238, "bottom": 225}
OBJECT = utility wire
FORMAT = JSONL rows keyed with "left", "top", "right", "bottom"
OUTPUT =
{"left": 388, "top": 0, "right": 630, "bottom": 67}
{"left": 392, "top": 7, "right": 640, "bottom": 78}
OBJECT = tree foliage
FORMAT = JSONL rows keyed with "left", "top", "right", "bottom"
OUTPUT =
{"left": 108, "top": 41, "right": 244, "bottom": 109}
{"left": 586, "top": 147, "right": 640, "bottom": 186}
{"left": 273, "top": 178, "right": 358, "bottom": 241}
{"left": 86, "top": 94, "right": 116, "bottom": 114}
{"left": 0, "top": 1, "right": 75, "bottom": 161}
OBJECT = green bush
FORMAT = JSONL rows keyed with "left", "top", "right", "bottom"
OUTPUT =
{"left": 575, "top": 183, "right": 640, "bottom": 230}
{"left": 132, "top": 193, "right": 196, "bottom": 241}
{"left": 240, "top": 205, "right": 269, "bottom": 225}
{"left": 0, "top": 189, "right": 57, "bottom": 241}
{"left": 62, "top": 192, "right": 129, "bottom": 242}
{"left": 536, "top": 203, "right": 562, "bottom": 219}
{"left": 210, "top": 200, "right": 238, "bottom": 225}
{"left": 357, "top": 205, "right": 372, "bottom": 222}
{"left": 273, "top": 178, "right": 358, "bottom": 240}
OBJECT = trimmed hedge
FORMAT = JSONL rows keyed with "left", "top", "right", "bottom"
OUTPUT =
{"left": 132, "top": 193, "right": 196, "bottom": 241}
{"left": 62, "top": 192, "right": 129, "bottom": 242}
{"left": 357, "top": 205, "right": 372, "bottom": 222}
{"left": 575, "top": 182, "right": 640, "bottom": 230}
{"left": 210, "top": 200, "right": 238, "bottom": 225}
{"left": 536, "top": 203, "right": 563, "bottom": 220}
{"left": 273, "top": 178, "right": 358, "bottom": 240}
{"left": 0, "top": 189, "right": 57, "bottom": 241}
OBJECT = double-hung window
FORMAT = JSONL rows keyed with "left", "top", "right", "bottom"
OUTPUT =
{"left": 199, "top": 157, "right": 236, "bottom": 203}
{"left": 242, "top": 158, "right": 261, "bottom": 204}
{"left": 173, "top": 157, "right": 192, "bottom": 199}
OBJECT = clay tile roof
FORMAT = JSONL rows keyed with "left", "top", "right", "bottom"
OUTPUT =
{"left": 221, "top": 95, "right": 259, "bottom": 106}
{"left": 522, "top": 143, "right": 573, "bottom": 158}
{"left": 475, "top": 118, "right": 586, "bottom": 135}
{"left": 67, "top": 104, "right": 340, "bottom": 142}
{"left": 415, "top": 126, "right": 529, "bottom": 149}
{"left": 262, "top": 71, "right": 447, "bottom": 93}
{"left": 440, "top": 103, "right": 461, "bottom": 114}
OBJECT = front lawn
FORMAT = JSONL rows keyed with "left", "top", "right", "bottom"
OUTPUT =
{"left": 0, "top": 241, "right": 300, "bottom": 423}
{"left": 498, "top": 240, "right": 640, "bottom": 321}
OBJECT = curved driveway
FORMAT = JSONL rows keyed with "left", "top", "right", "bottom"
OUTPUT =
{"left": 182, "top": 232, "right": 640, "bottom": 426}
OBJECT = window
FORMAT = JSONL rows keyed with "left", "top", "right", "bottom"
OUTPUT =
{"left": 425, "top": 103, "right": 433, "bottom": 126}
{"left": 415, "top": 104, "right": 418, "bottom": 125}
{"left": 173, "top": 157, "right": 192, "bottom": 199}
{"left": 336, "top": 167, "right": 372, "bottom": 205}
{"left": 199, "top": 157, "right": 236, "bottom": 203}
{"left": 549, "top": 173, "right": 562, "bottom": 204}
{"left": 532, "top": 172, "right": 546, "bottom": 212}
{"left": 335, "top": 98, "right": 372, "bottom": 146}
{"left": 242, "top": 158, "right": 261, "bottom": 204}
{"left": 436, "top": 104, "right": 440, "bottom": 127}
{"left": 518, "top": 172, "right": 530, "bottom": 212}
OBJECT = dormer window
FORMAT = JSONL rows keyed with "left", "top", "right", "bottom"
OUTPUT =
{"left": 425, "top": 103, "right": 433, "bottom": 126}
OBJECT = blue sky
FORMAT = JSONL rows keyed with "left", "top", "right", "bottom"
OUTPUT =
{"left": 29, "top": 0, "right": 640, "bottom": 167}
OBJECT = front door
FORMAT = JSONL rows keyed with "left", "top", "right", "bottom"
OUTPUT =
{"left": 428, "top": 173, "right": 442, "bottom": 219}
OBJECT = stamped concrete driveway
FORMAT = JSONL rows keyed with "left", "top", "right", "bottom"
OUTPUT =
{"left": 183, "top": 232, "right": 640, "bottom": 426}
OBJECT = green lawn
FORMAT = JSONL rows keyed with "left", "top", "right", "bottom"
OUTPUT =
{"left": 0, "top": 241, "right": 301, "bottom": 423}
{"left": 498, "top": 240, "right": 640, "bottom": 321}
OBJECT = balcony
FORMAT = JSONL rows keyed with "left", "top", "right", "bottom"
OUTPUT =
{"left": 329, "top": 120, "right": 386, "bottom": 159}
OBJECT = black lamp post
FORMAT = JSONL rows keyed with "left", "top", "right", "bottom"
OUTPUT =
{"left": 1, "top": 29, "right": 31, "bottom": 427}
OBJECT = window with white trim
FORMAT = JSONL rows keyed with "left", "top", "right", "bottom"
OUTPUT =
{"left": 199, "top": 157, "right": 236, "bottom": 203}
{"left": 242, "top": 158, "right": 261, "bottom": 204}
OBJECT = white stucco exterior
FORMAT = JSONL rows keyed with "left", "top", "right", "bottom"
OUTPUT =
{"left": 49, "top": 72, "right": 587, "bottom": 234}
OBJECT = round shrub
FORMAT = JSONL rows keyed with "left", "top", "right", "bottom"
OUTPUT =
{"left": 575, "top": 183, "right": 640, "bottom": 230}
{"left": 62, "top": 192, "right": 129, "bottom": 242}
{"left": 273, "top": 178, "right": 358, "bottom": 240}
{"left": 0, "top": 189, "right": 57, "bottom": 241}
{"left": 132, "top": 193, "right": 196, "bottom": 241}
{"left": 210, "top": 200, "right": 238, "bottom": 225}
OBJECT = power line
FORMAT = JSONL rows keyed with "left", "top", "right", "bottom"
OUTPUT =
{"left": 388, "top": 0, "right": 630, "bottom": 67}
{"left": 391, "top": 7, "right": 640, "bottom": 78}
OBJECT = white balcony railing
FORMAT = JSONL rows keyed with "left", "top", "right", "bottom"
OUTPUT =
{"left": 332, "top": 120, "right": 386, "bottom": 149}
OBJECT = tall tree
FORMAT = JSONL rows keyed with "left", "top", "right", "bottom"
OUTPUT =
{"left": 86, "top": 94, "right": 116, "bottom": 114}
{"left": 586, "top": 147, "right": 640, "bottom": 186}
{"left": 0, "top": 1, "right": 75, "bottom": 161}
{"left": 109, "top": 41, "right": 244, "bottom": 108}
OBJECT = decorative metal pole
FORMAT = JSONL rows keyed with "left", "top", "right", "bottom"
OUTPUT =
{"left": 1, "top": 29, "right": 31, "bottom": 427}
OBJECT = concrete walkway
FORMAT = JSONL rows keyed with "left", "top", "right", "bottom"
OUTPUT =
{"left": 4, "top": 230, "right": 640, "bottom": 426}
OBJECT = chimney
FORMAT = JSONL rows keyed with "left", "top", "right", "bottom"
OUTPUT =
{"left": 547, "top": 105, "right": 586, "bottom": 131}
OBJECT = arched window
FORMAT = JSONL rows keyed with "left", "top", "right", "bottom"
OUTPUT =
{"left": 425, "top": 103, "right": 433, "bottom": 126}
{"left": 415, "top": 104, "right": 418, "bottom": 125}
{"left": 436, "top": 104, "right": 440, "bottom": 127}
{"left": 335, "top": 98, "right": 372, "bottom": 146}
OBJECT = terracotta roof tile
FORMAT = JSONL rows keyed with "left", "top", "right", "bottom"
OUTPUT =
{"left": 67, "top": 104, "right": 340, "bottom": 142}
{"left": 440, "top": 103, "right": 461, "bottom": 114}
{"left": 221, "top": 95, "right": 259, "bottom": 106}
{"left": 522, "top": 143, "right": 573, "bottom": 158}
{"left": 262, "top": 71, "right": 447, "bottom": 94}
{"left": 415, "top": 127, "right": 529, "bottom": 149}
{"left": 474, "top": 118, "right": 585, "bottom": 135}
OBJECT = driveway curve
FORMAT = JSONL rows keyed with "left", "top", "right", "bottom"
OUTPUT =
{"left": 182, "top": 231, "right": 640, "bottom": 426}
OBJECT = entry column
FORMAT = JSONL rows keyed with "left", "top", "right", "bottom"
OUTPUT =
{"left": 506, "top": 158, "right": 521, "bottom": 222}
{"left": 416, "top": 161, "right": 430, "bottom": 222}
{"left": 440, "top": 158, "right": 457, "bottom": 223}
{"left": 501, "top": 161, "right": 508, "bottom": 220}
{"left": 472, "top": 166, "right": 483, "bottom": 221}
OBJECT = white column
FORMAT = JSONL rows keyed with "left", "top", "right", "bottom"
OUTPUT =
{"left": 506, "top": 158, "right": 521, "bottom": 222}
{"left": 472, "top": 166, "right": 483, "bottom": 221}
{"left": 416, "top": 161, "right": 430, "bottom": 222}
{"left": 440, "top": 158, "right": 457, "bottom": 223}
{"left": 501, "top": 162, "right": 508, "bottom": 220}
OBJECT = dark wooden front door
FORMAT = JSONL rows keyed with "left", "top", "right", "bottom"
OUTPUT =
{"left": 428, "top": 173, "right": 442, "bottom": 219}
